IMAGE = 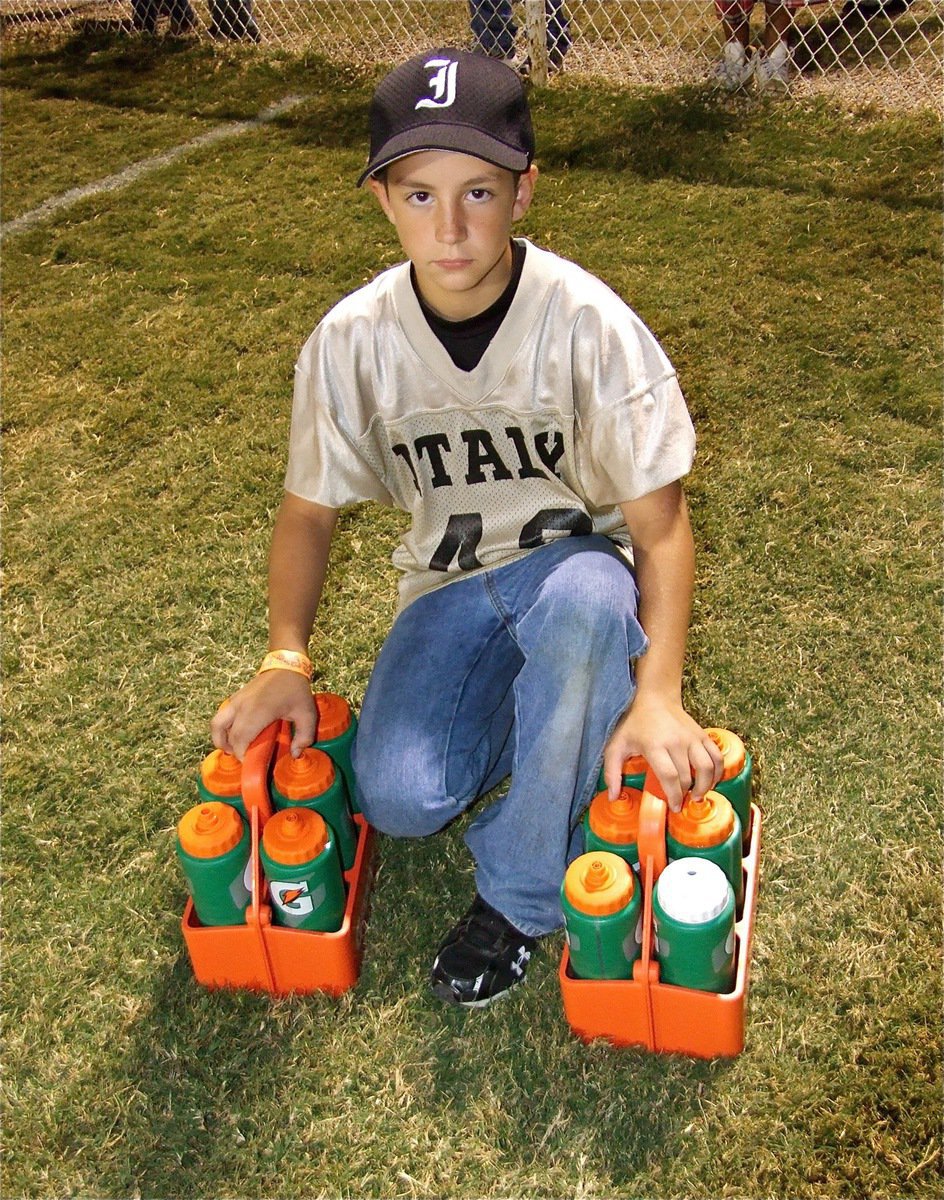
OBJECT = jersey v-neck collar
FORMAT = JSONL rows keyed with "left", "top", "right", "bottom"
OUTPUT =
{"left": 391, "top": 238, "right": 551, "bottom": 403}
{"left": 411, "top": 239, "right": 526, "bottom": 372}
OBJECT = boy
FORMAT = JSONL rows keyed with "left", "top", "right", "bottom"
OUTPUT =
{"left": 211, "top": 49, "right": 722, "bottom": 1007}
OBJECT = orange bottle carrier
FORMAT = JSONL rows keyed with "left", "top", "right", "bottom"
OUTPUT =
{"left": 559, "top": 764, "right": 761, "bottom": 1058}
{"left": 181, "top": 719, "right": 377, "bottom": 996}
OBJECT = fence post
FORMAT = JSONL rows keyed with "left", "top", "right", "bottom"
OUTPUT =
{"left": 524, "top": 0, "right": 548, "bottom": 86}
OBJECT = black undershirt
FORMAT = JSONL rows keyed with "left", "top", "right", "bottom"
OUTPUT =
{"left": 412, "top": 240, "right": 527, "bottom": 372}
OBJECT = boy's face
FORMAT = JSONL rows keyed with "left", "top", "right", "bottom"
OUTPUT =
{"left": 367, "top": 150, "right": 537, "bottom": 322}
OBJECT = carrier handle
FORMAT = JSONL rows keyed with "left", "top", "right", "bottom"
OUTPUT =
{"left": 631, "top": 769, "right": 671, "bottom": 1049}
{"left": 241, "top": 720, "right": 282, "bottom": 825}
{"left": 245, "top": 805, "right": 277, "bottom": 991}
{"left": 637, "top": 770, "right": 669, "bottom": 883}
{"left": 240, "top": 721, "right": 284, "bottom": 991}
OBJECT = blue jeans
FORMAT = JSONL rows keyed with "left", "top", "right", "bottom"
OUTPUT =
{"left": 468, "top": 0, "right": 572, "bottom": 62}
{"left": 353, "top": 536, "right": 647, "bottom": 936}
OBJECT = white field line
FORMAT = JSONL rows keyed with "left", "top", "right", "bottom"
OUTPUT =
{"left": 1, "top": 93, "right": 306, "bottom": 240}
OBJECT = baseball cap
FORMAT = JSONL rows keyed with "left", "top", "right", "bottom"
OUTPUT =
{"left": 357, "top": 48, "right": 534, "bottom": 186}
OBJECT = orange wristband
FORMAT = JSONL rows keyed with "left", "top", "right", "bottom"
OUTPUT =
{"left": 257, "top": 649, "right": 313, "bottom": 680}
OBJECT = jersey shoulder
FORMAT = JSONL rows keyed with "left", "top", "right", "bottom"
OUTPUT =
{"left": 522, "top": 240, "right": 634, "bottom": 314}
{"left": 298, "top": 261, "right": 409, "bottom": 363}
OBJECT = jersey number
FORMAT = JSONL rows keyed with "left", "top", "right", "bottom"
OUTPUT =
{"left": 429, "top": 508, "right": 593, "bottom": 573}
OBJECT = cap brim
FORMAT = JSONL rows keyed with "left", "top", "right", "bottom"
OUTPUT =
{"left": 357, "top": 124, "right": 530, "bottom": 186}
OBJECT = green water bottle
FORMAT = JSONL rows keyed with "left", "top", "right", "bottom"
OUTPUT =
{"left": 594, "top": 753, "right": 648, "bottom": 794}
{"left": 653, "top": 858, "right": 736, "bottom": 993}
{"left": 176, "top": 801, "right": 252, "bottom": 926}
{"left": 583, "top": 786, "right": 642, "bottom": 872}
{"left": 271, "top": 747, "right": 357, "bottom": 871}
{"left": 561, "top": 852, "right": 643, "bottom": 980}
{"left": 313, "top": 691, "right": 360, "bottom": 814}
{"left": 260, "top": 807, "right": 346, "bottom": 931}
{"left": 621, "top": 753, "right": 649, "bottom": 791}
{"left": 667, "top": 790, "right": 744, "bottom": 910}
{"left": 197, "top": 747, "right": 247, "bottom": 819}
{"left": 707, "top": 728, "right": 752, "bottom": 848}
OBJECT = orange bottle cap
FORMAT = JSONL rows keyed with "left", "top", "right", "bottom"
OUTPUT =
{"left": 315, "top": 692, "right": 352, "bottom": 741}
{"left": 587, "top": 787, "right": 642, "bottom": 844}
{"left": 178, "top": 801, "right": 244, "bottom": 858}
{"left": 199, "top": 748, "right": 243, "bottom": 798}
{"left": 262, "top": 807, "right": 329, "bottom": 866}
{"left": 273, "top": 747, "right": 335, "bottom": 800}
{"left": 564, "top": 852, "right": 635, "bottom": 916}
{"left": 621, "top": 753, "right": 648, "bottom": 777}
{"left": 706, "top": 728, "right": 747, "bottom": 780}
{"left": 668, "top": 790, "right": 735, "bottom": 847}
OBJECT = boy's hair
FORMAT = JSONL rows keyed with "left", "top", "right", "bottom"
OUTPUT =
{"left": 357, "top": 48, "right": 534, "bottom": 187}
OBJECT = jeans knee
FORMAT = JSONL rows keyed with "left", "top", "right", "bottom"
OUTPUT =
{"left": 532, "top": 552, "right": 641, "bottom": 653}
{"left": 353, "top": 747, "right": 457, "bottom": 838}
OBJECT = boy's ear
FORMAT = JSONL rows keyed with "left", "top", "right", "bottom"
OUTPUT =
{"left": 366, "top": 176, "right": 396, "bottom": 224}
{"left": 513, "top": 164, "right": 539, "bottom": 222}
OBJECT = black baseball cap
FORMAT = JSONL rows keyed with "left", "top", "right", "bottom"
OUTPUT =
{"left": 357, "top": 48, "right": 534, "bottom": 186}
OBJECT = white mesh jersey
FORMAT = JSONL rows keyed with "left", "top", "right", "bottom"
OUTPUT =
{"left": 285, "top": 239, "right": 695, "bottom": 611}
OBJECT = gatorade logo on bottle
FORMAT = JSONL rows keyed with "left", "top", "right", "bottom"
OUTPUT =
{"left": 715, "top": 927, "right": 737, "bottom": 972}
{"left": 229, "top": 859, "right": 254, "bottom": 908}
{"left": 270, "top": 879, "right": 327, "bottom": 918}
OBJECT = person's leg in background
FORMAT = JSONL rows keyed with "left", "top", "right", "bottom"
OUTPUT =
{"left": 468, "top": 0, "right": 518, "bottom": 60}
{"left": 131, "top": 0, "right": 160, "bottom": 34}
{"left": 209, "top": 0, "right": 260, "bottom": 40}
{"left": 545, "top": 0, "right": 572, "bottom": 68}
{"left": 713, "top": 0, "right": 756, "bottom": 89}
{"left": 755, "top": 0, "right": 798, "bottom": 88}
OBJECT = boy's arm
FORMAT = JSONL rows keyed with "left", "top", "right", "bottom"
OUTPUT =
{"left": 210, "top": 492, "right": 339, "bottom": 761}
{"left": 602, "top": 480, "right": 722, "bottom": 811}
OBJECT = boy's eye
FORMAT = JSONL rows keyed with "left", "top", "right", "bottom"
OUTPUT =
{"left": 406, "top": 191, "right": 432, "bottom": 205}
{"left": 468, "top": 188, "right": 492, "bottom": 201}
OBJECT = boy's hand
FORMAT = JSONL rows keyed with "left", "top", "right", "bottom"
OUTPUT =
{"left": 614, "top": 484, "right": 722, "bottom": 812}
{"left": 602, "top": 694, "right": 723, "bottom": 813}
{"left": 211, "top": 670, "right": 317, "bottom": 762}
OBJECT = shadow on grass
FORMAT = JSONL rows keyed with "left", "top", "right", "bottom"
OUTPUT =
{"left": 0, "top": 28, "right": 373, "bottom": 129}
{"left": 534, "top": 85, "right": 741, "bottom": 177}
{"left": 1, "top": 28, "right": 212, "bottom": 100}
{"left": 73, "top": 827, "right": 731, "bottom": 1196}
{"left": 792, "top": 6, "right": 943, "bottom": 73}
{"left": 348, "top": 828, "right": 734, "bottom": 1192}
{"left": 3, "top": 29, "right": 938, "bottom": 213}
{"left": 531, "top": 82, "right": 940, "bottom": 210}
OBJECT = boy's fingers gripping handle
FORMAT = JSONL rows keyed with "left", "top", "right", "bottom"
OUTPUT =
{"left": 240, "top": 721, "right": 283, "bottom": 824}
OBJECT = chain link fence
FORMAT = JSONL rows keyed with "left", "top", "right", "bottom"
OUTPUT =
{"left": 1, "top": 0, "right": 941, "bottom": 108}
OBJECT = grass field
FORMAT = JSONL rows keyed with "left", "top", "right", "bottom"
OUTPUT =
{"left": 2, "top": 32, "right": 941, "bottom": 1200}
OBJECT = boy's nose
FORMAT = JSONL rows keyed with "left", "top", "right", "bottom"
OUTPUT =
{"left": 437, "top": 202, "right": 466, "bottom": 244}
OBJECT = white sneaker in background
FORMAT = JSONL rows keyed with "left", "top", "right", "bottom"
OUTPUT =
{"left": 499, "top": 52, "right": 532, "bottom": 77}
{"left": 712, "top": 41, "right": 753, "bottom": 91}
{"left": 755, "top": 41, "right": 793, "bottom": 90}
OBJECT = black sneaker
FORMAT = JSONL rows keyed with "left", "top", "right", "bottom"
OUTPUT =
{"left": 430, "top": 894, "right": 537, "bottom": 1008}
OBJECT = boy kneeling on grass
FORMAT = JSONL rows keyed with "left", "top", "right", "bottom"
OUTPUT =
{"left": 211, "top": 49, "right": 722, "bottom": 1007}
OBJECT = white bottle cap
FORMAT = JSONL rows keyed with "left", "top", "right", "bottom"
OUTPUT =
{"left": 655, "top": 857, "right": 732, "bottom": 924}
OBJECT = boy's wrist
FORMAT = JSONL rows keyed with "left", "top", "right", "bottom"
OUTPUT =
{"left": 631, "top": 672, "right": 684, "bottom": 708}
{"left": 257, "top": 648, "right": 313, "bottom": 680}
